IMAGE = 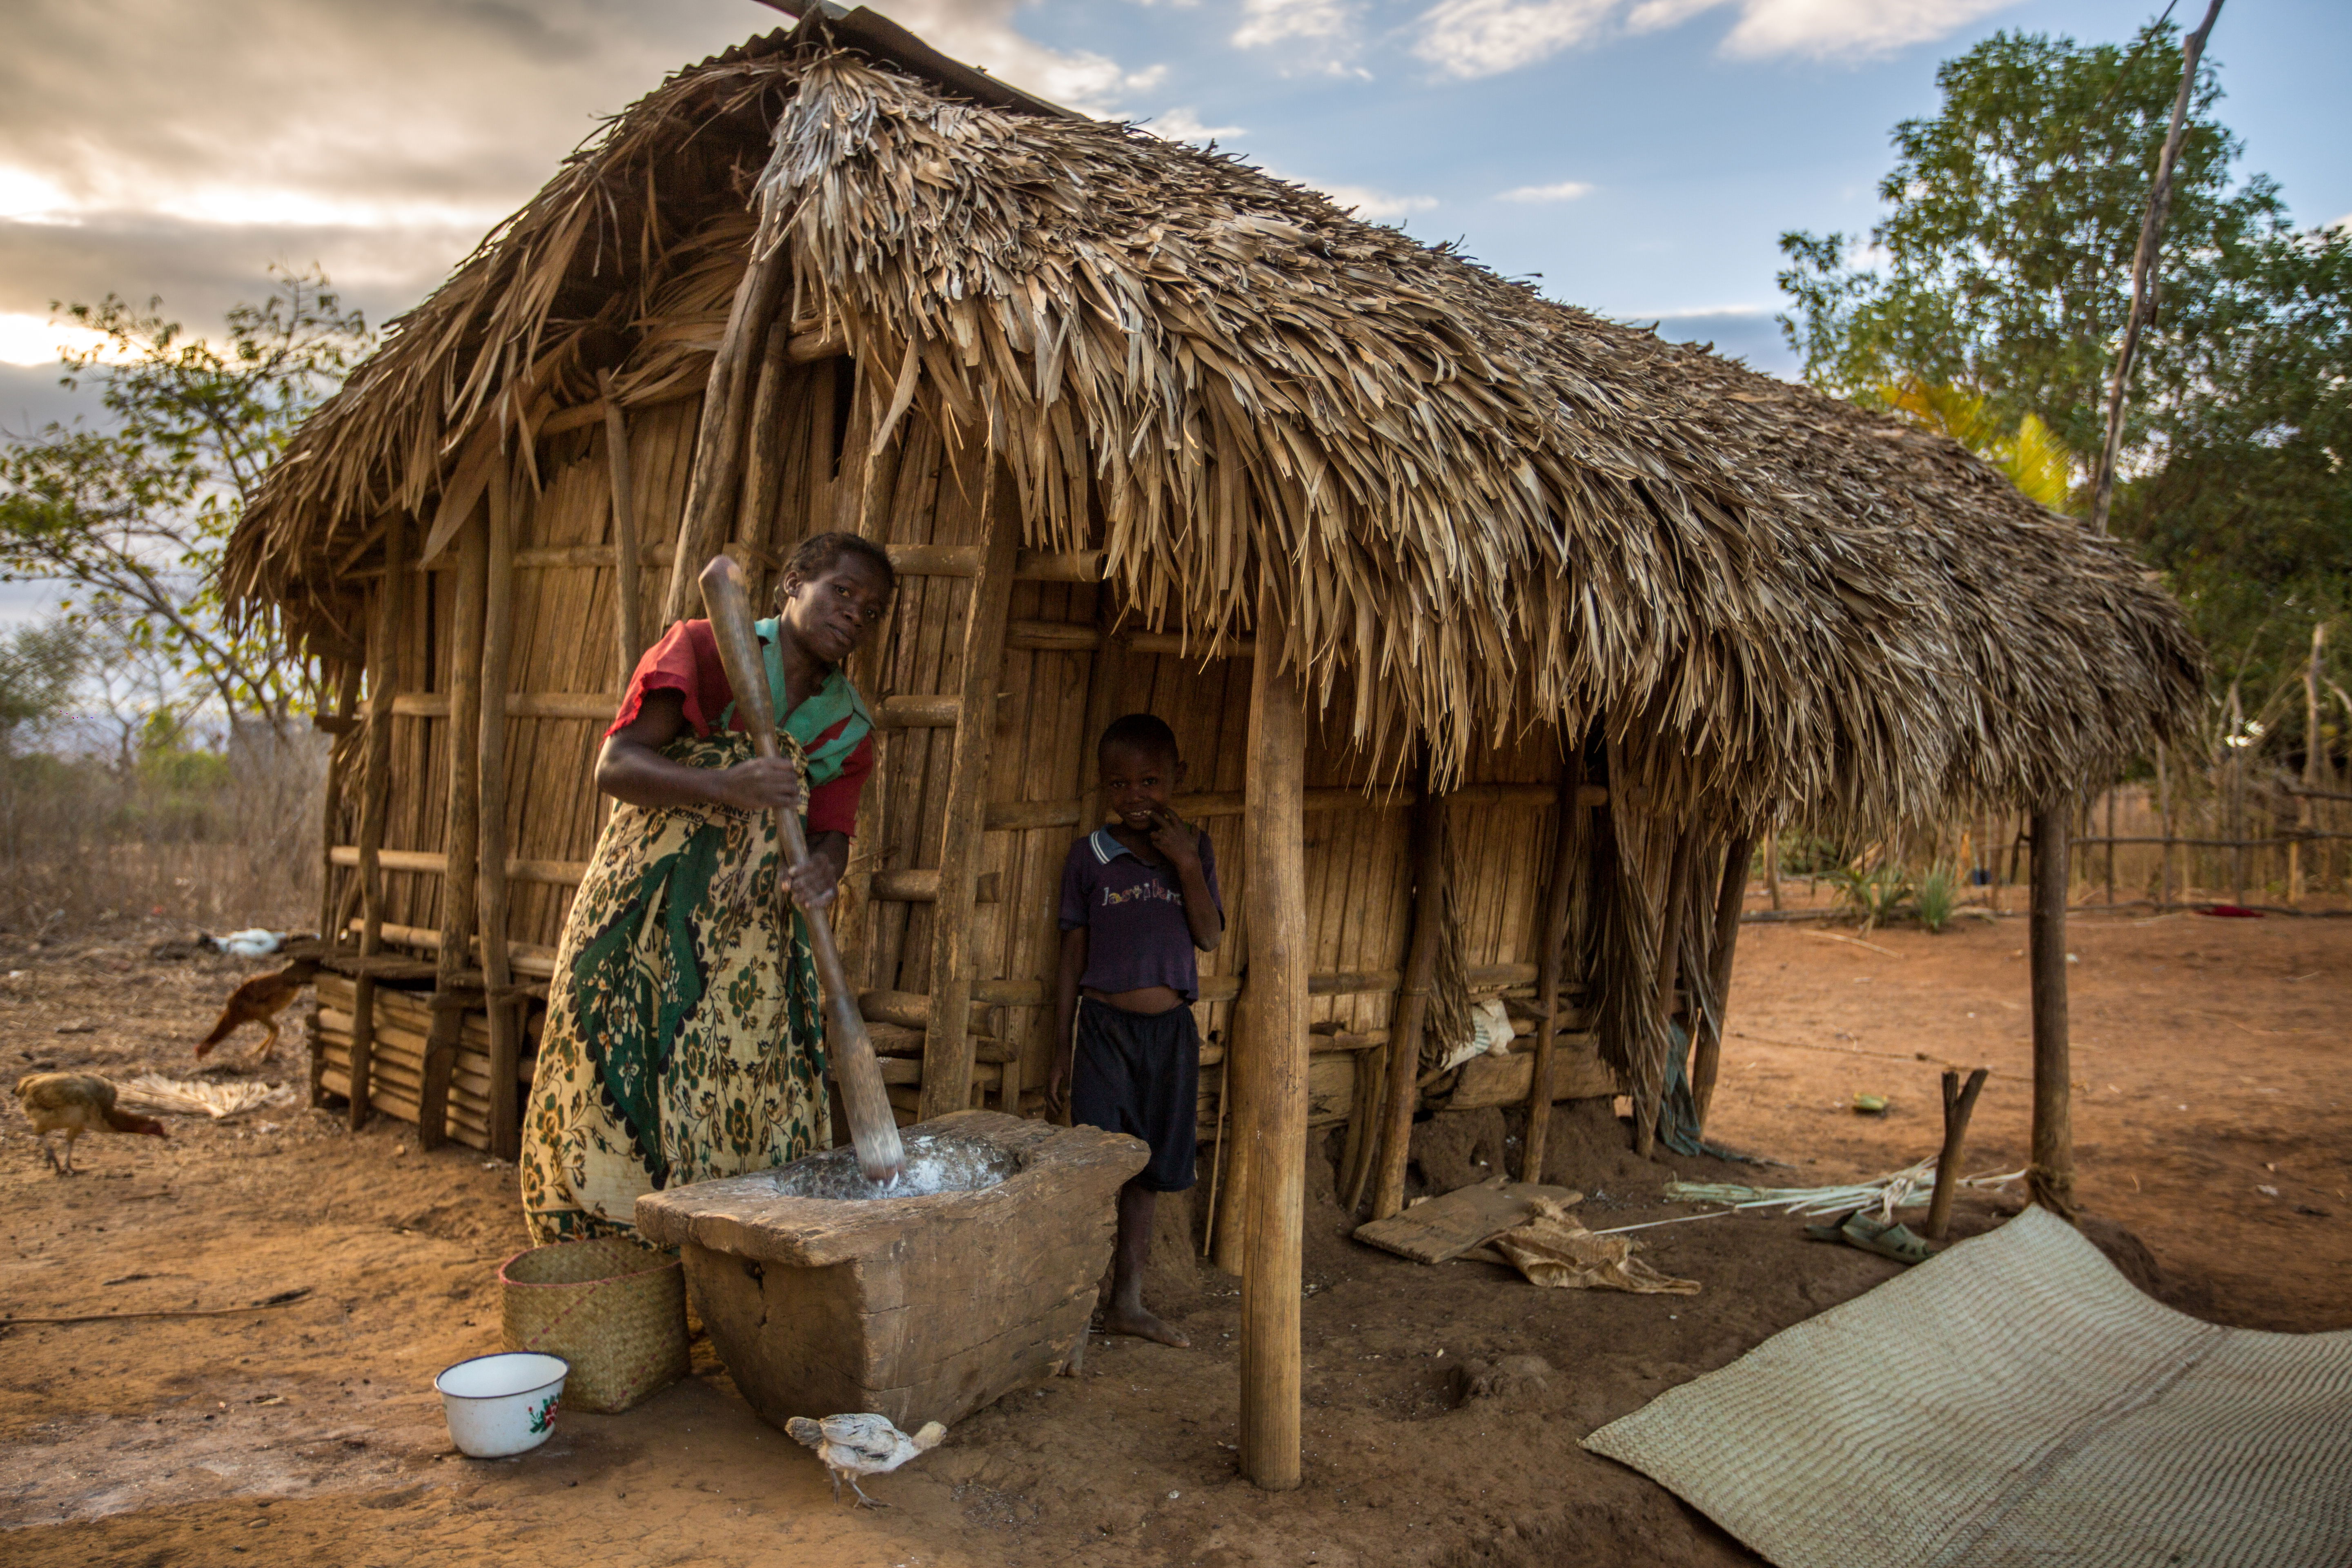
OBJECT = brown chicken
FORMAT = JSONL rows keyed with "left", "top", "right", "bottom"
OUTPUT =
{"left": 196, "top": 957, "right": 321, "bottom": 1065}
{"left": 14, "top": 1073, "right": 167, "bottom": 1174}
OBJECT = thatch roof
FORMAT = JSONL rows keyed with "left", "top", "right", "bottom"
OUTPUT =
{"left": 226, "top": 14, "right": 2199, "bottom": 825}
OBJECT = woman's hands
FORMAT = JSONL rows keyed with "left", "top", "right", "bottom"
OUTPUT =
{"left": 786, "top": 831, "right": 850, "bottom": 911}
{"left": 710, "top": 756, "right": 806, "bottom": 815}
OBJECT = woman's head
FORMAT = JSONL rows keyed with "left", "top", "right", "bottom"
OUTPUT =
{"left": 775, "top": 531, "right": 895, "bottom": 666}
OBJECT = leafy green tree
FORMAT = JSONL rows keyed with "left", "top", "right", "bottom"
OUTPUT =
{"left": 1777, "top": 20, "right": 2283, "bottom": 470}
{"left": 0, "top": 268, "right": 371, "bottom": 724}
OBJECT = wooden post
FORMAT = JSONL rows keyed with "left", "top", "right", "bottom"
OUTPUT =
{"left": 1518, "top": 753, "right": 1583, "bottom": 1182}
{"left": 1763, "top": 823, "right": 1781, "bottom": 911}
{"left": 1692, "top": 829, "right": 1756, "bottom": 1130}
{"left": 1236, "top": 581, "right": 1308, "bottom": 1493}
{"left": 2028, "top": 806, "right": 2074, "bottom": 1218}
{"left": 2156, "top": 745, "right": 2174, "bottom": 909}
{"left": 597, "top": 370, "right": 644, "bottom": 681}
{"left": 2117, "top": 790, "right": 2136, "bottom": 912}
{"left": 1367, "top": 776, "right": 1446, "bottom": 1223}
{"left": 660, "top": 252, "right": 785, "bottom": 625}
{"left": 914, "top": 466, "right": 1020, "bottom": 1121}
{"left": 479, "top": 475, "right": 521, "bottom": 1159}
{"left": 735, "top": 326, "right": 793, "bottom": 598}
{"left": 350, "top": 514, "right": 408, "bottom": 1131}
{"left": 1634, "top": 829, "right": 1695, "bottom": 1160}
{"left": 1925, "top": 1067, "right": 1989, "bottom": 1241}
{"left": 420, "top": 508, "right": 488, "bottom": 1150}
{"left": 2296, "top": 623, "right": 2326, "bottom": 904}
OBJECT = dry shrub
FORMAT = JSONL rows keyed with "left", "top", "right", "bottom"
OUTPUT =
{"left": 0, "top": 720, "right": 323, "bottom": 939}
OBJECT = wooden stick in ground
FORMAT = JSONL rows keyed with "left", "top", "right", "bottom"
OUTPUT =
{"left": 1341, "top": 1039, "right": 1385, "bottom": 1213}
{"left": 421, "top": 506, "right": 488, "bottom": 1151}
{"left": 1237, "top": 579, "right": 1308, "bottom": 1493}
{"left": 2028, "top": 806, "right": 2075, "bottom": 1218}
{"left": 2297, "top": 622, "right": 2326, "bottom": 903}
{"left": 596, "top": 370, "right": 644, "bottom": 681}
{"left": 2156, "top": 745, "right": 2174, "bottom": 909}
{"left": 699, "top": 554, "right": 904, "bottom": 1183}
{"left": 1925, "top": 1067, "right": 1989, "bottom": 1241}
{"left": 350, "top": 513, "right": 408, "bottom": 1132}
{"left": 1693, "top": 828, "right": 1757, "bottom": 1131}
{"left": 1635, "top": 829, "right": 1695, "bottom": 1160}
{"left": 478, "top": 473, "right": 521, "bottom": 1159}
{"left": 1764, "top": 823, "right": 1781, "bottom": 911}
{"left": 2087, "top": 0, "right": 2226, "bottom": 537}
{"left": 2106, "top": 788, "right": 2118, "bottom": 906}
{"left": 1368, "top": 775, "right": 1446, "bottom": 1222}
{"left": 1201, "top": 1054, "right": 1232, "bottom": 1258}
{"left": 1519, "top": 753, "right": 1583, "bottom": 1182}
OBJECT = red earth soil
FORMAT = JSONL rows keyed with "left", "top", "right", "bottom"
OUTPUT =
{"left": 1, "top": 905, "right": 2343, "bottom": 1566}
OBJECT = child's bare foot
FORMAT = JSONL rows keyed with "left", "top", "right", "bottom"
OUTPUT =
{"left": 1102, "top": 1303, "right": 1191, "bottom": 1348}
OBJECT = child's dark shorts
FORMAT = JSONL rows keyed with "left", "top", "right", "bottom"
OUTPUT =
{"left": 1071, "top": 995, "right": 1199, "bottom": 1192}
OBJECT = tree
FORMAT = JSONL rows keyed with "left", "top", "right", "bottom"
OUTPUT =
{"left": 0, "top": 268, "right": 372, "bottom": 726}
{"left": 0, "top": 621, "right": 83, "bottom": 757}
{"left": 1777, "top": 21, "right": 2283, "bottom": 471}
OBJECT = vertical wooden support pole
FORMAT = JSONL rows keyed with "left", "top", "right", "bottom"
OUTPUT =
{"left": 1692, "top": 829, "right": 1757, "bottom": 1130}
{"left": 597, "top": 371, "right": 644, "bottom": 682}
{"left": 2028, "top": 806, "right": 2075, "bottom": 1219}
{"left": 316, "top": 662, "right": 362, "bottom": 947}
{"left": 2105, "top": 789, "right": 2119, "bottom": 906}
{"left": 2298, "top": 623, "right": 2325, "bottom": 903}
{"left": 662, "top": 255, "right": 786, "bottom": 626}
{"left": 735, "top": 327, "right": 792, "bottom": 589}
{"left": 479, "top": 476, "right": 521, "bottom": 1159}
{"left": 1237, "top": 582, "right": 1307, "bottom": 1493}
{"left": 1763, "top": 822, "right": 1781, "bottom": 911}
{"left": 1634, "top": 829, "right": 1695, "bottom": 1160}
{"left": 914, "top": 466, "right": 1020, "bottom": 1122}
{"left": 1366, "top": 777, "right": 1445, "bottom": 1223}
{"left": 420, "top": 510, "right": 488, "bottom": 1150}
{"left": 2155, "top": 745, "right": 2173, "bottom": 909}
{"left": 1519, "top": 753, "right": 1583, "bottom": 1183}
{"left": 350, "top": 514, "right": 408, "bottom": 1131}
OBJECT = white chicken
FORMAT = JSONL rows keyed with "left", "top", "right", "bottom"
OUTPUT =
{"left": 784, "top": 1412, "right": 946, "bottom": 1507}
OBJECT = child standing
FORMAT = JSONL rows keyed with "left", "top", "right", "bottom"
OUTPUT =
{"left": 1047, "top": 713, "right": 1224, "bottom": 1348}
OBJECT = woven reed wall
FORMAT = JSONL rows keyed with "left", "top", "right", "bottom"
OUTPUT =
{"left": 321, "top": 357, "right": 1579, "bottom": 1116}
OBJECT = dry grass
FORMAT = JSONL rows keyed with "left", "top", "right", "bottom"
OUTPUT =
{"left": 0, "top": 730, "right": 321, "bottom": 940}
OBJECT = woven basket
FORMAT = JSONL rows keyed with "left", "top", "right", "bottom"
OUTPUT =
{"left": 499, "top": 1238, "right": 689, "bottom": 1414}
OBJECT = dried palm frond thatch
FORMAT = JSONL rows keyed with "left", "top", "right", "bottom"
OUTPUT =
{"left": 225, "top": 18, "right": 2200, "bottom": 833}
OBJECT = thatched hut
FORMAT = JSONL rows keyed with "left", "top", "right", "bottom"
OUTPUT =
{"left": 226, "top": 8, "right": 2198, "bottom": 1486}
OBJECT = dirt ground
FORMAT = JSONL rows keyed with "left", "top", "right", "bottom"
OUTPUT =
{"left": 2, "top": 902, "right": 2345, "bottom": 1567}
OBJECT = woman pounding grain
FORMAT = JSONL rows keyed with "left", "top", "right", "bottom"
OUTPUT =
{"left": 519, "top": 532, "right": 894, "bottom": 1244}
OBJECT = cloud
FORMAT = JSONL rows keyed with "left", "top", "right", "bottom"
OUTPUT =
{"left": 1410, "top": 0, "right": 2016, "bottom": 77}
{"left": 1143, "top": 107, "right": 1250, "bottom": 143}
{"left": 0, "top": 0, "right": 1168, "bottom": 347}
{"left": 1499, "top": 180, "right": 1596, "bottom": 203}
{"left": 1231, "top": 0, "right": 1369, "bottom": 74}
{"left": 1319, "top": 184, "right": 1439, "bottom": 220}
{"left": 1412, "top": 0, "right": 1617, "bottom": 78}
{"left": 1629, "top": 0, "right": 2020, "bottom": 58}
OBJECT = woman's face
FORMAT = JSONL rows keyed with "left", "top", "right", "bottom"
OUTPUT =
{"left": 778, "top": 552, "right": 893, "bottom": 666}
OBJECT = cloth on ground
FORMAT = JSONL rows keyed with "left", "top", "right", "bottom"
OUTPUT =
{"left": 1492, "top": 1197, "right": 1701, "bottom": 1294}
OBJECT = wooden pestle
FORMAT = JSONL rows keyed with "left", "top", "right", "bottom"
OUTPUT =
{"left": 699, "top": 555, "right": 904, "bottom": 1184}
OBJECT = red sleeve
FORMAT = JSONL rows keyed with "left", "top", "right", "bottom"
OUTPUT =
{"left": 606, "top": 620, "right": 733, "bottom": 738}
{"left": 806, "top": 731, "right": 874, "bottom": 839}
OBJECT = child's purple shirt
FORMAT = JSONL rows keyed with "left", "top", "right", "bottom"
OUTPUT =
{"left": 1058, "top": 826, "right": 1223, "bottom": 1001}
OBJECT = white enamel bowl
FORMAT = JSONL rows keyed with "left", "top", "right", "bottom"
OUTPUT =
{"left": 434, "top": 1351, "right": 570, "bottom": 1458}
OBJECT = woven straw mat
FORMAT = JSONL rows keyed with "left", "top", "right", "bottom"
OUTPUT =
{"left": 1584, "top": 1206, "right": 2352, "bottom": 1568}
{"left": 501, "top": 1238, "right": 690, "bottom": 1414}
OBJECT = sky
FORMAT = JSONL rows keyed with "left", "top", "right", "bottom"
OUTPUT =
{"left": 0, "top": 0, "right": 2347, "bottom": 617}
